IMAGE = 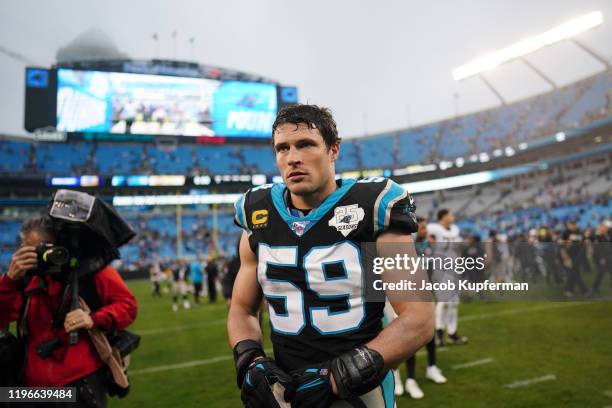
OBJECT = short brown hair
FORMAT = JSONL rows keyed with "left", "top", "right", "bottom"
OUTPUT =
{"left": 272, "top": 104, "right": 341, "bottom": 149}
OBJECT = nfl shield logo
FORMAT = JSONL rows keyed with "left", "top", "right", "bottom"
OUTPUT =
{"left": 291, "top": 220, "right": 310, "bottom": 236}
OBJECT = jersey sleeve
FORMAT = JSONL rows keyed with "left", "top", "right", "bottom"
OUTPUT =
{"left": 233, "top": 190, "right": 251, "bottom": 233}
{"left": 373, "top": 179, "right": 418, "bottom": 236}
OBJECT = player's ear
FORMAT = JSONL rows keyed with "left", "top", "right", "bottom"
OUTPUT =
{"left": 329, "top": 143, "right": 340, "bottom": 162}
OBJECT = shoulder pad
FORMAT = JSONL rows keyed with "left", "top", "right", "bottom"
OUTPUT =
{"left": 371, "top": 179, "right": 417, "bottom": 236}
{"left": 233, "top": 184, "right": 275, "bottom": 233}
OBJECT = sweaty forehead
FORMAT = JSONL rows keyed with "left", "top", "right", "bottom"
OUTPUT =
{"left": 273, "top": 123, "right": 322, "bottom": 142}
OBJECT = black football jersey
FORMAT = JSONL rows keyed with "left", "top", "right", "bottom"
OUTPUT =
{"left": 234, "top": 177, "right": 417, "bottom": 371}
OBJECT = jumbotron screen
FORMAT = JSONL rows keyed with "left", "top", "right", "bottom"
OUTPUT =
{"left": 56, "top": 69, "right": 278, "bottom": 138}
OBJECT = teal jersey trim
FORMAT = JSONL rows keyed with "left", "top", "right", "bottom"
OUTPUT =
{"left": 271, "top": 178, "right": 357, "bottom": 237}
{"left": 381, "top": 370, "right": 395, "bottom": 408}
{"left": 234, "top": 193, "right": 249, "bottom": 233}
{"left": 377, "top": 182, "right": 405, "bottom": 232}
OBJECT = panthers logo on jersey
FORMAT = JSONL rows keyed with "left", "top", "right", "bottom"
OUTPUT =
{"left": 234, "top": 177, "right": 417, "bottom": 371}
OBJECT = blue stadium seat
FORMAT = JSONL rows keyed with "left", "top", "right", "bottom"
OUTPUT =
{"left": 0, "top": 140, "right": 30, "bottom": 173}
{"left": 358, "top": 134, "right": 395, "bottom": 168}
{"left": 398, "top": 126, "right": 437, "bottom": 165}
{"left": 96, "top": 144, "right": 144, "bottom": 174}
{"left": 560, "top": 73, "right": 611, "bottom": 128}
{"left": 147, "top": 145, "right": 193, "bottom": 174}
{"left": 35, "top": 143, "right": 90, "bottom": 174}
{"left": 194, "top": 146, "right": 242, "bottom": 174}
{"left": 337, "top": 140, "right": 359, "bottom": 171}
{"left": 241, "top": 146, "right": 276, "bottom": 174}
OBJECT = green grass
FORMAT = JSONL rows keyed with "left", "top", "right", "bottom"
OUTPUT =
{"left": 112, "top": 280, "right": 612, "bottom": 408}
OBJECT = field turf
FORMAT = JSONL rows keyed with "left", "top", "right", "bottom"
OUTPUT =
{"left": 112, "top": 280, "right": 612, "bottom": 408}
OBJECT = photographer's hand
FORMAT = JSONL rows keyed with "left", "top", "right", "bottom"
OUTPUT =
{"left": 64, "top": 309, "right": 94, "bottom": 332}
{"left": 7, "top": 246, "right": 37, "bottom": 280}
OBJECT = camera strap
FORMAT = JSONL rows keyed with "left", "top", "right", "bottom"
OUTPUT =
{"left": 51, "top": 270, "right": 101, "bottom": 331}
{"left": 52, "top": 281, "right": 74, "bottom": 331}
{"left": 17, "top": 277, "right": 46, "bottom": 337}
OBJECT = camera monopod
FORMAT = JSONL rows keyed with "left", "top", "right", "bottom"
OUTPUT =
{"left": 68, "top": 259, "right": 80, "bottom": 346}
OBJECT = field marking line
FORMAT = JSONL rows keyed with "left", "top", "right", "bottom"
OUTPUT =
{"left": 452, "top": 358, "right": 494, "bottom": 370}
{"left": 504, "top": 374, "right": 556, "bottom": 389}
{"left": 459, "top": 302, "right": 589, "bottom": 323}
{"left": 137, "top": 319, "right": 226, "bottom": 335}
{"left": 131, "top": 355, "right": 232, "bottom": 375}
{"left": 131, "top": 349, "right": 273, "bottom": 376}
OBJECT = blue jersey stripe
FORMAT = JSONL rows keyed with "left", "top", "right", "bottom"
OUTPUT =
{"left": 381, "top": 370, "right": 395, "bottom": 408}
{"left": 296, "top": 378, "right": 326, "bottom": 392}
{"left": 377, "top": 182, "right": 405, "bottom": 232}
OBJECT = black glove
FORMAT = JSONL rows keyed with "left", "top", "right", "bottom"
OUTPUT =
{"left": 241, "top": 358, "right": 295, "bottom": 408}
{"left": 288, "top": 362, "right": 335, "bottom": 408}
{"left": 331, "top": 345, "right": 386, "bottom": 399}
{"left": 234, "top": 339, "right": 294, "bottom": 408}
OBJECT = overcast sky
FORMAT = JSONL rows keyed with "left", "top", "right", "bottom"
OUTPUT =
{"left": 1, "top": 0, "right": 611, "bottom": 139}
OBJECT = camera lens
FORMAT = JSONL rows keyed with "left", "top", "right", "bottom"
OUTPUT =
{"left": 42, "top": 246, "right": 70, "bottom": 266}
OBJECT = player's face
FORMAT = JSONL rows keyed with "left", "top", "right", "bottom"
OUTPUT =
{"left": 273, "top": 123, "right": 339, "bottom": 197}
{"left": 443, "top": 212, "right": 455, "bottom": 225}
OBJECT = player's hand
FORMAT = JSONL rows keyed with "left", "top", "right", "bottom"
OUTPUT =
{"left": 7, "top": 246, "right": 37, "bottom": 281}
{"left": 64, "top": 309, "right": 94, "bottom": 332}
{"left": 288, "top": 362, "right": 335, "bottom": 408}
{"left": 241, "top": 357, "right": 295, "bottom": 408}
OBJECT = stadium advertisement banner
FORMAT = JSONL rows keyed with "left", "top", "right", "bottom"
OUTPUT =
{"left": 56, "top": 69, "right": 277, "bottom": 138}
{"left": 211, "top": 81, "right": 278, "bottom": 138}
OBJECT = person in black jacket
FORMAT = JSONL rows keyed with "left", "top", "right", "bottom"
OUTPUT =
{"left": 588, "top": 221, "right": 612, "bottom": 297}
{"left": 205, "top": 257, "right": 219, "bottom": 304}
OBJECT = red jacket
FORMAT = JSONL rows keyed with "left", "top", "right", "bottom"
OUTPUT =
{"left": 0, "top": 266, "right": 138, "bottom": 386}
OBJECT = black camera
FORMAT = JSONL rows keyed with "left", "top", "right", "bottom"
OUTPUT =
{"left": 33, "top": 243, "right": 70, "bottom": 276}
{"left": 47, "top": 189, "right": 136, "bottom": 277}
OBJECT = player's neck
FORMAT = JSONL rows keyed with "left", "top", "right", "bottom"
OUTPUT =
{"left": 290, "top": 179, "right": 338, "bottom": 210}
{"left": 441, "top": 221, "right": 452, "bottom": 229}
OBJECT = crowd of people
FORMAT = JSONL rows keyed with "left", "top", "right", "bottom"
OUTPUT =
{"left": 146, "top": 250, "right": 240, "bottom": 311}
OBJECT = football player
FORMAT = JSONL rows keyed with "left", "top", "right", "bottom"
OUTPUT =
{"left": 427, "top": 209, "right": 467, "bottom": 346}
{"left": 227, "top": 104, "right": 434, "bottom": 407}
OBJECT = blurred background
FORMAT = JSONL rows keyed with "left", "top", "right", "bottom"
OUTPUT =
{"left": 0, "top": 1, "right": 610, "bottom": 407}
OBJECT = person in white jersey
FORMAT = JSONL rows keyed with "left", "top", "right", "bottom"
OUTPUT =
{"left": 427, "top": 209, "right": 468, "bottom": 346}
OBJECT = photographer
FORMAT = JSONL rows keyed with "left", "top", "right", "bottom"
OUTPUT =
{"left": 0, "top": 216, "right": 137, "bottom": 407}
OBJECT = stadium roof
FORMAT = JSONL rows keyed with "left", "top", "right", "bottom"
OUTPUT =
{"left": 1, "top": 0, "right": 611, "bottom": 138}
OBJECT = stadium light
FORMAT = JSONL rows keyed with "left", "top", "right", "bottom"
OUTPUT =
{"left": 453, "top": 11, "right": 603, "bottom": 81}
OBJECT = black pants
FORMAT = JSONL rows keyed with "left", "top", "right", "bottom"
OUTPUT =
{"left": 565, "top": 261, "right": 588, "bottom": 294}
{"left": 207, "top": 274, "right": 217, "bottom": 303}
{"left": 9, "top": 369, "right": 108, "bottom": 408}
{"left": 406, "top": 338, "right": 436, "bottom": 379}
{"left": 193, "top": 282, "right": 203, "bottom": 303}
{"left": 152, "top": 282, "right": 161, "bottom": 297}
